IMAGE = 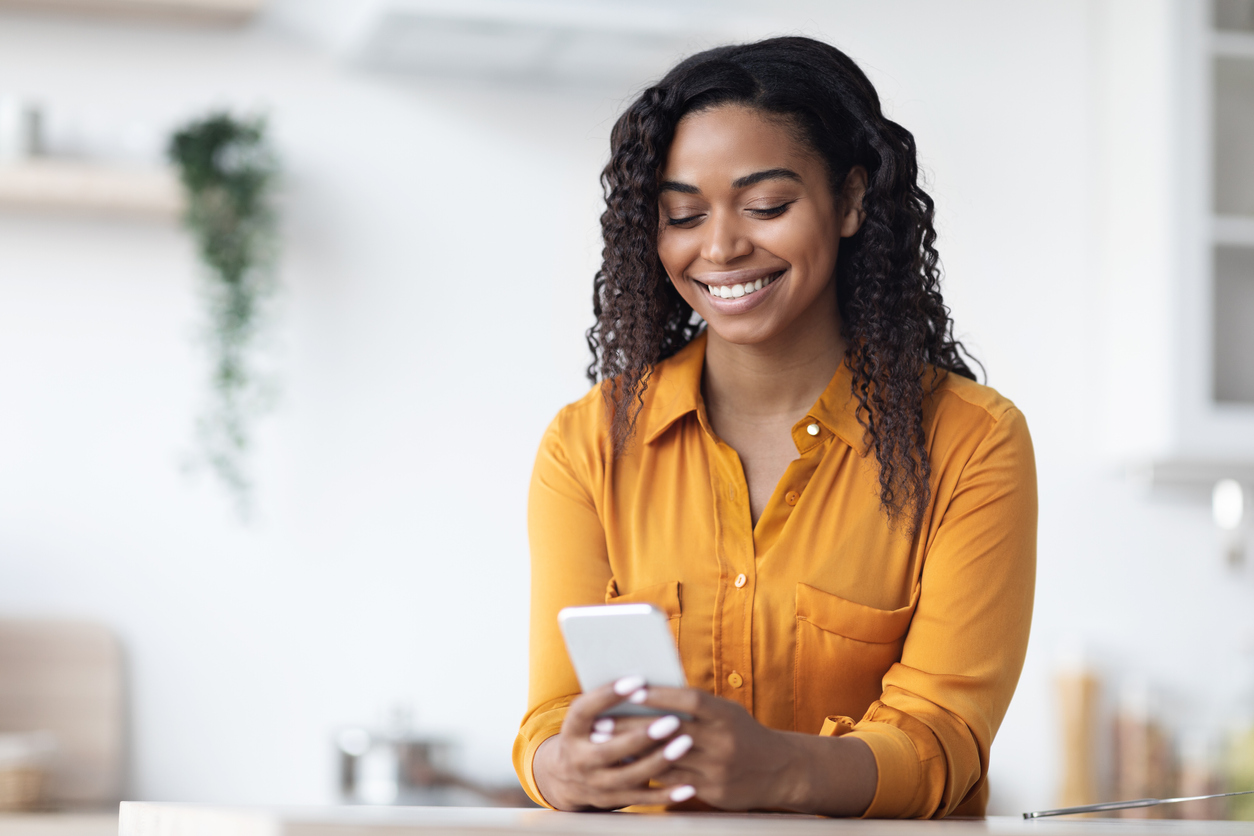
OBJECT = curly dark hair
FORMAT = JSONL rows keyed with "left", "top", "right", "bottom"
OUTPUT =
{"left": 586, "top": 36, "right": 979, "bottom": 529}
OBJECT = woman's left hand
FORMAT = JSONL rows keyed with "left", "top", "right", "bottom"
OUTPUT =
{"left": 623, "top": 686, "right": 802, "bottom": 811}
{"left": 620, "top": 685, "right": 877, "bottom": 815}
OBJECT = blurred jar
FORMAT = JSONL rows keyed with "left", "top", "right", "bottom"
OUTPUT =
{"left": 0, "top": 731, "right": 56, "bottom": 812}
{"left": 1228, "top": 726, "right": 1254, "bottom": 820}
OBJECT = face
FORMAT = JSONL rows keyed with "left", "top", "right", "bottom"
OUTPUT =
{"left": 657, "top": 105, "right": 865, "bottom": 347}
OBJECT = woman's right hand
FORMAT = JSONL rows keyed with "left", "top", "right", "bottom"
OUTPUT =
{"left": 531, "top": 676, "right": 695, "bottom": 811}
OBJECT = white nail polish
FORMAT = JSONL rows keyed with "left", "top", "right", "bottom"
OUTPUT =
{"left": 589, "top": 731, "right": 612, "bottom": 744}
{"left": 669, "top": 785, "right": 696, "bottom": 802}
{"left": 628, "top": 688, "right": 648, "bottom": 704}
{"left": 593, "top": 718, "right": 615, "bottom": 734}
{"left": 647, "top": 715, "right": 681, "bottom": 740}
{"left": 614, "top": 675, "right": 646, "bottom": 695}
{"left": 663, "top": 734, "right": 692, "bottom": 761}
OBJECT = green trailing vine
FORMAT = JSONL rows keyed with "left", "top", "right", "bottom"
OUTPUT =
{"left": 168, "top": 112, "right": 278, "bottom": 517}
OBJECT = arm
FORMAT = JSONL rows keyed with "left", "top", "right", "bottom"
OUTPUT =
{"left": 517, "top": 414, "right": 694, "bottom": 810}
{"left": 513, "top": 416, "right": 611, "bottom": 806}
{"left": 837, "top": 405, "right": 1037, "bottom": 817}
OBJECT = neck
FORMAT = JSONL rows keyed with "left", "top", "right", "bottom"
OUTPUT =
{"left": 702, "top": 288, "right": 847, "bottom": 422}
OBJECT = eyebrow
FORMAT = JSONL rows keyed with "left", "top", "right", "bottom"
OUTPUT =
{"left": 659, "top": 167, "right": 803, "bottom": 195}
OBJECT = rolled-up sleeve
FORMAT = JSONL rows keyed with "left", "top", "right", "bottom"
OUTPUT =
{"left": 829, "top": 405, "right": 1037, "bottom": 818}
{"left": 512, "top": 411, "right": 612, "bottom": 807}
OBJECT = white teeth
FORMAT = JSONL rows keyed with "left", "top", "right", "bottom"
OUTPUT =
{"left": 705, "top": 273, "right": 778, "bottom": 300}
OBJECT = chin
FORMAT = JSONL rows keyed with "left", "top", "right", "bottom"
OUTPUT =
{"left": 702, "top": 318, "right": 781, "bottom": 347}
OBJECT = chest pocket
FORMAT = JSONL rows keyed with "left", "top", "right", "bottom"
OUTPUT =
{"left": 605, "top": 579, "right": 682, "bottom": 648}
{"left": 793, "top": 582, "right": 918, "bottom": 735}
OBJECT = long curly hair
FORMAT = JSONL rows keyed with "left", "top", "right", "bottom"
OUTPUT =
{"left": 586, "top": 36, "right": 979, "bottom": 529}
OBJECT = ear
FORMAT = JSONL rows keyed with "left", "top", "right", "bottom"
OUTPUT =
{"left": 839, "top": 166, "right": 868, "bottom": 238}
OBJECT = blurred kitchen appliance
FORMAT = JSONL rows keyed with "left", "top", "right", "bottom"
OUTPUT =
{"left": 0, "top": 619, "right": 124, "bottom": 808}
{"left": 335, "top": 725, "right": 535, "bottom": 807}
{"left": 335, "top": 726, "right": 479, "bottom": 806}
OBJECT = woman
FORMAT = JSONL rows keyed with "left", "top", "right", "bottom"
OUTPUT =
{"left": 513, "top": 37, "right": 1036, "bottom": 818}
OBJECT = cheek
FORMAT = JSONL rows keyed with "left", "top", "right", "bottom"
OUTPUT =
{"left": 773, "top": 215, "right": 840, "bottom": 274}
{"left": 656, "top": 230, "right": 692, "bottom": 283}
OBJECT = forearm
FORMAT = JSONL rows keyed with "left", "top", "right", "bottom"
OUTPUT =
{"left": 532, "top": 736, "right": 571, "bottom": 810}
{"left": 776, "top": 731, "right": 877, "bottom": 817}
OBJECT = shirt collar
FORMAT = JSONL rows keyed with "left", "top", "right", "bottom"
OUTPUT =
{"left": 641, "top": 330, "right": 871, "bottom": 456}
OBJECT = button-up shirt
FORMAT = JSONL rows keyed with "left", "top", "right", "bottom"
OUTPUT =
{"left": 514, "top": 331, "right": 1037, "bottom": 818}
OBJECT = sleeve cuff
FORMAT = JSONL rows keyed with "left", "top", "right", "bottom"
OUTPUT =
{"left": 513, "top": 714, "right": 565, "bottom": 809}
{"left": 819, "top": 715, "right": 922, "bottom": 818}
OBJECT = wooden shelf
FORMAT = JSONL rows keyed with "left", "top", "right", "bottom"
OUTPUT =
{"left": 0, "top": 0, "right": 263, "bottom": 26}
{"left": 0, "top": 159, "right": 183, "bottom": 219}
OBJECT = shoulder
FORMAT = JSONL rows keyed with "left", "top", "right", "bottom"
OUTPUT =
{"left": 925, "top": 368, "right": 1032, "bottom": 456}
{"left": 538, "top": 384, "right": 608, "bottom": 471}
{"left": 540, "top": 337, "right": 702, "bottom": 460}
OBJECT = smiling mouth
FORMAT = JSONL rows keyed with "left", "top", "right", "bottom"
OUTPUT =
{"left": 698, "top": 271, "right": 784, "bottom": 299}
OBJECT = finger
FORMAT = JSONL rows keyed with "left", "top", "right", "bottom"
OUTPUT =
{"left": 626, "top": 686, "right": 705, "bottom": 719}
{"left": 581, "top": 716, "right": 676, "bottom": 768}
{"left": 603, "top": 732, "right": 694, "bottom": 787}
{"left": 593, "top": 715, "right": 654, "bottom": 737}
{"left": 562, "top": 676, "right": 647, "bottom": 736}
{"left": 587, "top": 782, "right": 697, "bottom": 811}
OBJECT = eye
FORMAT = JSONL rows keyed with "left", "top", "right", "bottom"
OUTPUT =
{"left": 666, "top": 214, "right": 704, "bottom": 227}
{"left": 749, "top": 202, "right": 792, "bottom": 219}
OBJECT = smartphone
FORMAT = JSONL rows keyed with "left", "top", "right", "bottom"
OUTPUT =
{"left": 558, "top": 603, "right": 688, "bottom": 718}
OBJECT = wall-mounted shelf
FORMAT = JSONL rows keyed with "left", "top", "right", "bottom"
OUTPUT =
{"left": 1138, "top": 458, "right": 1254, "bottom": 489}
{"left": 1214, "top": 30, "right": 1254, "bottom": 58}
{"left": 0, "top": 160, "right": 183, "bottom": 218}
{"left": 1214, "top": 214, "right": 1254, "bottom": 245}
{"left": 0, "top": 0, "right": 263, "bottom": 26}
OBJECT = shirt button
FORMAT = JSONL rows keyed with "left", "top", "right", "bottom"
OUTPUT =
{"left": 785, "top": 490, "right": 800, "bottom": 506}
{"left": 728, "top": 671, "right": 744, "bottom": 688}
{"left": 806, "top": 423, "right": 820, "bottom": 436}
{"left": 734, "top": 573, "right": 746, "bottom": 588}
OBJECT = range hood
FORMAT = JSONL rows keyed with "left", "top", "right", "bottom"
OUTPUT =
{"left": 342, "top": 0, "right": 763, "bottom": 84}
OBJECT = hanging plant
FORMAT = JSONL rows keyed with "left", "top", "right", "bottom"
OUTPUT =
{"left": 168, "top": 112, "right": 279, "bottom": 518}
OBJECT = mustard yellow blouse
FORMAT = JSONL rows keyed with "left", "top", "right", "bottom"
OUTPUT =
{"left": 514, "top": 331, "right": 1036, "bottom": 818}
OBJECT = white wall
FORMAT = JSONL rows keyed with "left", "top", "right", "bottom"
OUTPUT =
{"left": 2, "top": 0, "right": 1251, "bottom": 816}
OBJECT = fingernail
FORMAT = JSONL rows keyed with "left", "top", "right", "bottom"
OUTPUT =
{"left": 663, "top": 734, "right": 693, "bottom": 761}
{"left": 629, "top": 688, "right": 648, "bottom": 704}
{"left": 669, "top": 785, "right": 696, "bottom": 802}
{"left": 589, "top": 731, "right": 612, "bottom": 744}
{"left": 593, "top": 718, "right": 615, "bottom": 734}
{"left": 647, "top": 715, "right": 681, "bottom": 740}
{"left": 614, "top": 676, "right": 646, "bottom": 695}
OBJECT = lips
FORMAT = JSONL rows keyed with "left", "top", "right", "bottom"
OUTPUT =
{"left": 689, "top": 269, "right": 786, "bottom": 315}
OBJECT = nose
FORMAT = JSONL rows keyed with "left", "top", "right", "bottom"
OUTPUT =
{"left": 700, "top": 209, "right": 753, "bottom": 265}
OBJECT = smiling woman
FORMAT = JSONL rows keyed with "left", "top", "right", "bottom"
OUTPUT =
{"left": 514, "top": 37, "right": 1037, "bottom": 819}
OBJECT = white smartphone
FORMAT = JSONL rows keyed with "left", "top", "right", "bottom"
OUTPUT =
{"left": 558, "top": 603, "right": 688, "bottom": 718}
